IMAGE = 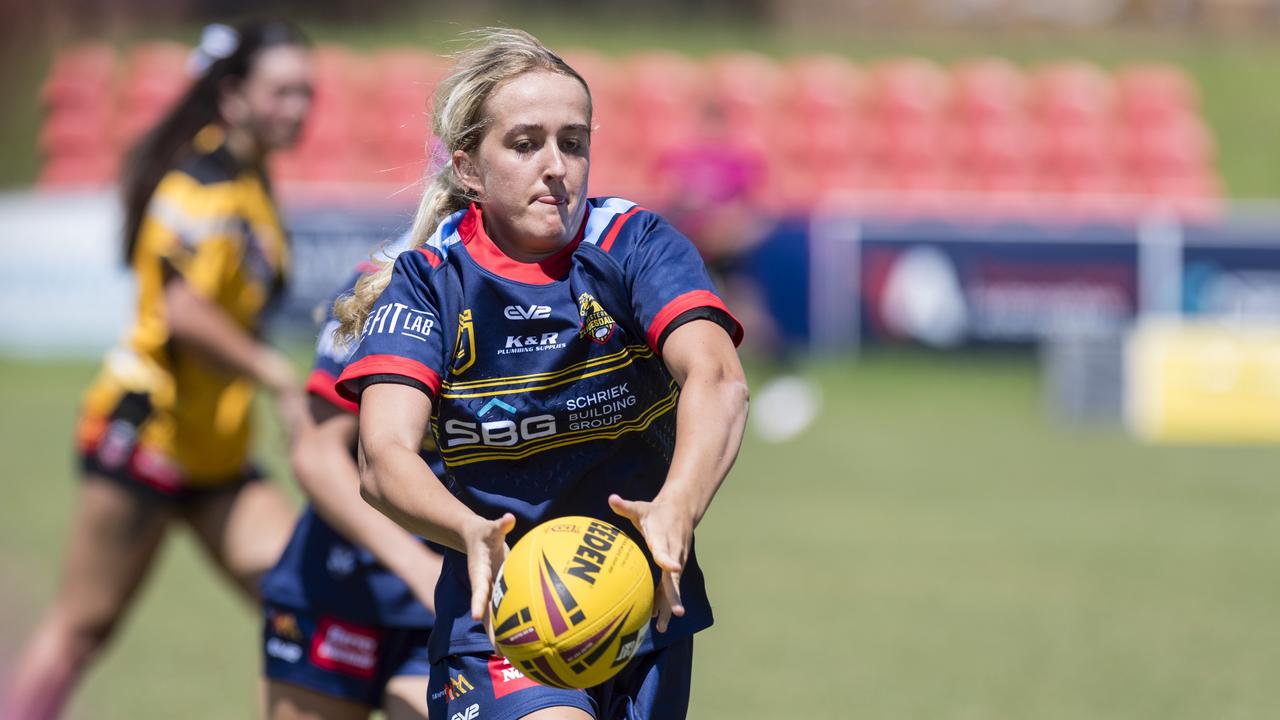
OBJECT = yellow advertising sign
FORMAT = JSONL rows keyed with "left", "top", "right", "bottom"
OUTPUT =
{"left": 1126, "top": 320, "right": 1280, "bottom": 443}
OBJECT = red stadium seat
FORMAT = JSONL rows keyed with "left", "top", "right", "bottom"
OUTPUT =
{"left": 868, "top": 58, "right": 950, "bottom": 121}
{"left": 35, "top": 42, "right": 1223, "bottom": 210}
{"left": 1115, "top": 63, "right": 1199, "bottom": 125}
{"left": 705, "top": 51, "right": 785, "bottom": 128}
{"left": 39, "top": 107, "right": 115, "bottom": 155}
{"left": 624, "top": 51, "right": 705, "bottom": 140}
{"left": 785, "top": 54, "right": 866, "bottom": 119}
{"left": 1035, "top": 121, "right": 1118, "bottom": 177}
{"left": 1030, "top": 61, "right": 1115, "bottom": 126}
{"left": 559, "top": 49, "right": 622, "bottom": 105}
{"left": 370, "top": 49, "right": 442, "bottom": 182}
{"left": 951, "top": 58, "right": 1027, "bottom": 123}
{"left": 865, "top": 114, "right": 948, "bottom": 171}
{"left": 41, "top": 43, "right": 116, "bottom": 111}
{"left": 1121, "top": 114, "right": 1214, "bottom": 177}
{"left": 94, "top": 43, "right": 186, "bottom": 146}
{"left": 560, "top": 49, "right": 632, "bottom": 160}
{"left": 951, "top": 117, "right": 1035, "bottom": 177}
{"left": 38, "top": 154, "right": 118, "bottom": 188}
{"left": 1138, "top": 169, "right": 1221, "bottom": 198}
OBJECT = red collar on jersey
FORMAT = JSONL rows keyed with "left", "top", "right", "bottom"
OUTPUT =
{"left": 458, "top": 202, "right": 588, "bottom": 284}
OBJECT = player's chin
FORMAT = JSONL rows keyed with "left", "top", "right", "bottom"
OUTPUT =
{"left": 269, "top": 124, "right": 304, "bottom": 151}
{"left": 529, "top": 204, "right": 568, "bottom": 229}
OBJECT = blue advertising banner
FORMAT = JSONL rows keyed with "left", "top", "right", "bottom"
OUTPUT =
{"left": 1182, "top": 222, "right": 1280, "bottom": 320}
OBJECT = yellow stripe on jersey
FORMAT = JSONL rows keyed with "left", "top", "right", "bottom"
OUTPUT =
{"left": 436, "top": 384, "right": 679, "bottom": 466}
{"left": 440, "top": 344, "right": 653, "bottom": 398}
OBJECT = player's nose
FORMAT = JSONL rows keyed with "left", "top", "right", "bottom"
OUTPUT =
{"left": 542, "top": 144, "right": 567, "bottom": 182}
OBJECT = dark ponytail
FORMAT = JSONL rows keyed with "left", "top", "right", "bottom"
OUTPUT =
{"left": 120, "top": 20, "right": 308, "bottom": 265}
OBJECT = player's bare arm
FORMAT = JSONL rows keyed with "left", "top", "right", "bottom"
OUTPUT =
{"left": 610, "top": 318, "right": 748, "bottom": 631}
{"left": 357, "top": 381, "right": 515, "bottom": 620}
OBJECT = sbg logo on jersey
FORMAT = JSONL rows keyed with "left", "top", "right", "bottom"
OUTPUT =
{"left": 363, "top": 302, "right": 435, "bottom": 342}
{"left": 504, "top": 304, "right": 552, "bottom": 320}
{"left": 442, "top": 398, "right": 556, "bottom": 448}
{"left": 578, "top": 292, "right": 616, "bottom": 344}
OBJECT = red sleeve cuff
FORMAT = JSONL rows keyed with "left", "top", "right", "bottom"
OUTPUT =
{"left": 336, "top": 354, "right": 443, "bottom": 403}
{"left": 645, "top": 289, "right": 745, "bottom": 354}
{"left": 305, "top": 369, "right": 358, "bottom": 415}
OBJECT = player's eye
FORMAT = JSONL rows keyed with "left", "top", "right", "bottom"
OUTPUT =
{"left": 513, "top": 139, "right": 538, "bottom": 154}
{"left": 559, "top": 137, "right": 586, "bottom": 154}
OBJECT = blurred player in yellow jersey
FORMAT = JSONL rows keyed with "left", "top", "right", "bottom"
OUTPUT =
{"left": 2, "top": 21, "right": 313, "bottom": 720}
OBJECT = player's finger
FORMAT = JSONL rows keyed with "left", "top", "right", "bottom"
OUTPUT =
{"left": 646, "top": 528, "right": 683, "bottom": 573}
{"left": 650, "top": 544, "right": 682, "bottom": 573}
{"left": 608, "top": 493, "right": 643, "bottom": 521}
{"left": 470, "top": 584, "right": 489, "bottom": 621}
{"left": 468, "top": 558, "right": 493, "bottom": 620}
{"left": 656, "top": 593, "right": 673, "bottom": 633}
{"left": 664, "top": 569, "right": 684, "bottom": 617}
{"left": 495, "top": 512, "right": 516, "bottom": 536}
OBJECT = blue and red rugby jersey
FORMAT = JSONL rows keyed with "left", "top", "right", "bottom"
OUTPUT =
{"left": 260, "top": 251, "right": 442, "bottom": 628}
{"left": 335, "top": 197, "right": 742, "bottom": 663}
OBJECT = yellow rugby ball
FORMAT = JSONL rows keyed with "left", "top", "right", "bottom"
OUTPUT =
{"left": 491, "top": 516, "right": 654, "bottom": 689}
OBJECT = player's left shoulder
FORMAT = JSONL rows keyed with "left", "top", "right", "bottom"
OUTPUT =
{"left": 578, "top": 196, "right": 675, "bottom": 258}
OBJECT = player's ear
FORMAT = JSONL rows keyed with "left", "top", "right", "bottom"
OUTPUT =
{"left": 452, "top": 150, "right": 483, "bottom": 198}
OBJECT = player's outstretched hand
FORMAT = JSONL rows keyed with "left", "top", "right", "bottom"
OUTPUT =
{"left": 462, "top": 513, "right": 516, "bottom": 624}
{"left": 608, "top": 493, "right": 691, "bottom": 633}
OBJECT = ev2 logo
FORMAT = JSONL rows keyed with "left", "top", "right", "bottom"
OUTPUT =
{"left": 504, "top": 304, "right": 552, "bottom": 321}
{"left": 451, "top": 704, "right": 479, "bottom": 720}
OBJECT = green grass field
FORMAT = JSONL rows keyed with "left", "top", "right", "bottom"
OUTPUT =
{"left": 3, "top": 351, "right": 1279, "bottom": 718}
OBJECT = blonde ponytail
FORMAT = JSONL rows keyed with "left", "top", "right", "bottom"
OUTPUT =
{"left": 333, "top": 27, "right": 591, "bottom": 343}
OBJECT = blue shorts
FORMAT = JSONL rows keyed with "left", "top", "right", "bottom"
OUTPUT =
{"left": 427, "top": 637, "right": 693, "bottom": 720}
{"left": 262, "top": 603, "right": 432, "bottom": 708}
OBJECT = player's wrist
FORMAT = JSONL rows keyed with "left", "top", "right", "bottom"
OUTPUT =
{"left": 653, "top": 483, "right": 703, "bottom": 527}
{"left": 455, "top": 511, "right": 498, "bottom": 550}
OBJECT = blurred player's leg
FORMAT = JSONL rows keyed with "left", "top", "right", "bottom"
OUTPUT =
{"left": 382, "top": 674, "right": 429, "bottom": 720}
{"left": 0, "top": 477, "right": 172, "bottom": 720}
{"left": 264, "top": 681, "right": 370, "bottom": 720}
{"left": 182, "top": 478, "right": 295, "bottom": 601}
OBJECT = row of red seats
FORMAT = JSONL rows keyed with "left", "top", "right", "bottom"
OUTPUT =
{"left": 39, "top": 42, "right": 1220, "bottom": 217}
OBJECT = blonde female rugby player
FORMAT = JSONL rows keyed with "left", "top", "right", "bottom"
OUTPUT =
{"left": 331, "top": 28, "right": 749, "bottom": 720}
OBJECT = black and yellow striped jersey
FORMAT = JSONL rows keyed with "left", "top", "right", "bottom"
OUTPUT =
{"left": 78, "top": 125, "right": 289, "bottom": 483}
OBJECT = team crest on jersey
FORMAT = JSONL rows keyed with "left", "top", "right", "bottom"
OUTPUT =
{"left": 453, "top": 309, "right": 476, "bottom": 374}
{"left": 577, "top": 293, "right": 615, "bottom": 344}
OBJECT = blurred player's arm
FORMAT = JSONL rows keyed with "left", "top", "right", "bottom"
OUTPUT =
{"left": 164, "top": 276, "right": 305, "bottom": 434}
{"left": 358, "top": 381, "right": 514, "bottom": 621}
{"left": 291, "top": 395, "right": 442, "bottom": 611}
{"left": 164, "top": 277, "right": 295, "bottom": 391}
{"left": 609, "top": 318, "right": 748, "bottom": 630}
